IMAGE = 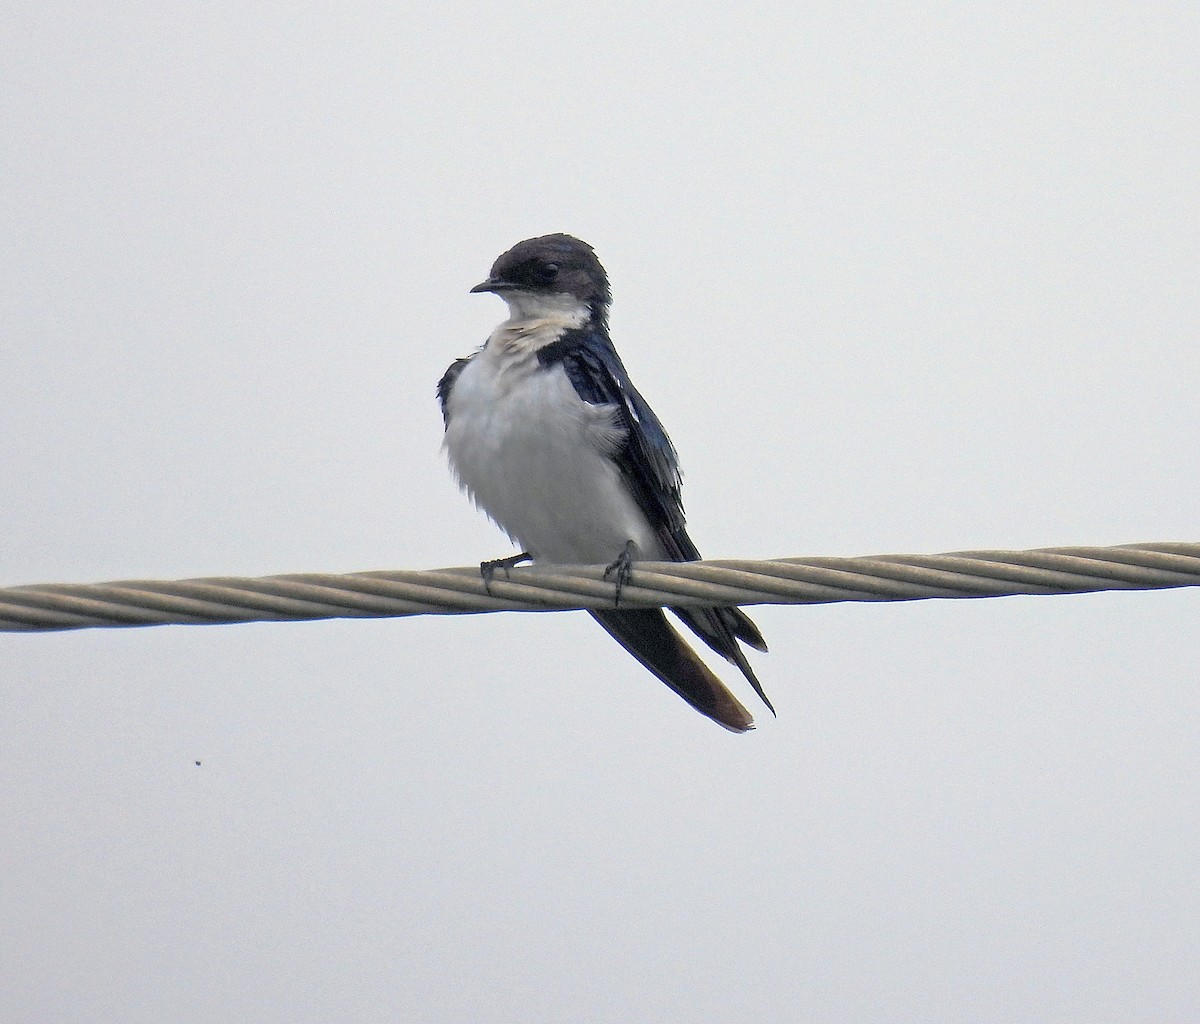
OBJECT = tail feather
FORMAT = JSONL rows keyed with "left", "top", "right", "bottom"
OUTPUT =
{"left": 589, "top": 609, "right": 755, "bottom": 732}
{"left": 672, "top": 606, "right": 775, "bottom": 716}
{"left": 726, "top": 606, "right": 768, "bottom": 653}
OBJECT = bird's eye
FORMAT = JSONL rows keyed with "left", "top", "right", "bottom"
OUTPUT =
{"left": 535, "top": 262, "right": 559, "bottom": 284}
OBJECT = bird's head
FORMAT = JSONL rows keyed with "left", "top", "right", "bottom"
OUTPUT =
{"left": 471, "top": 234, "right": 611, "bottom": 324}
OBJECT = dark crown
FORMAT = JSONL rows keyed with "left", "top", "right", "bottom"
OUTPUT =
{"left": 483, "top": 233, "right": 611, "bottom": 309}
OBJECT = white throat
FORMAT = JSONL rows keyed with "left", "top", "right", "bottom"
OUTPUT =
{"left": 499, "top": 289, "right": 590, "bottom": 327}
{"left": 481, "top": 290, "right": 590, "bottom": 359}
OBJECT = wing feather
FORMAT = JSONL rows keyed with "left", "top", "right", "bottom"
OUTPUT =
{"left": 539, "top": 328, "right": 773, "bottom": 714}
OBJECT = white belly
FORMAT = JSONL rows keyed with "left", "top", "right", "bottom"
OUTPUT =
{"left": 444, "top": 351, "right": 662, "bottom": 564}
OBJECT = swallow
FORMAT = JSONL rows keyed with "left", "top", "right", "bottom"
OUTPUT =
{"left": 438, "top": 233, "right": 771, "bottom": 731}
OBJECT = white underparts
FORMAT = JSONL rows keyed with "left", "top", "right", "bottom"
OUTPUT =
{"left": 443, "top": 305, "right": 662, "bottom": 565}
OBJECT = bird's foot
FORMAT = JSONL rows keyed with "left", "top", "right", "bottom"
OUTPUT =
{"left": 603, "top": 540, "right": 638, "bottom": 607}
{"left": 480, "top": 551, "right": 532, "bottom": 593}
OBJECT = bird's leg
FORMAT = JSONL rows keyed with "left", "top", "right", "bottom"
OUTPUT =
{"left": 480, "top": 551, "right": 532, "bottom": 593}
{"left": 603, "top": 540, "right": 638, "bottom": 607}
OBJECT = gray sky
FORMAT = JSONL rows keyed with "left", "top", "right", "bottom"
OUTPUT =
{"left": 3, "top": 3, "right": 1198, "bottom": 1021}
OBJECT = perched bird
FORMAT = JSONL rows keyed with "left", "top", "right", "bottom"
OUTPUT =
{"left": 438, "top": 234, "right": 771, "bottom": 731}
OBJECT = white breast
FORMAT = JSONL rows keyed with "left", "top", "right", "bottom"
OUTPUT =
{"left": 443, "top": 325, "right": 663, "bottom": 565}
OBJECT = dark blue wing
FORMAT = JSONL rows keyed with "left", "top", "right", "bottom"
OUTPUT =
{"left": 539, "top": 327, "right": 771, "bottom": 711}
{"left": 437, "top": 354, "right": 474, "bottom": 426}
{"left": 539, "top": 326, "right": 693, "bottom": 552}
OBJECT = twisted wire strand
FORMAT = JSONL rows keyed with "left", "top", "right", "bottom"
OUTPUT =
{"left": 1, "top": 542, "right": 1197, "bottom": 633}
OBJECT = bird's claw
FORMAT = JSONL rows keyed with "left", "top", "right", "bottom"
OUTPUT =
{"left": 480, "top": 551, "right": 532, "bottom": 594}
{"left": 603, "top": 540, "right": 637, "bottom": 607}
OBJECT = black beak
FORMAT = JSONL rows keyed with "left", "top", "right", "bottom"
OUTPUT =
{"left": 469, "top": 277, "right": 520, "bottom": 294}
